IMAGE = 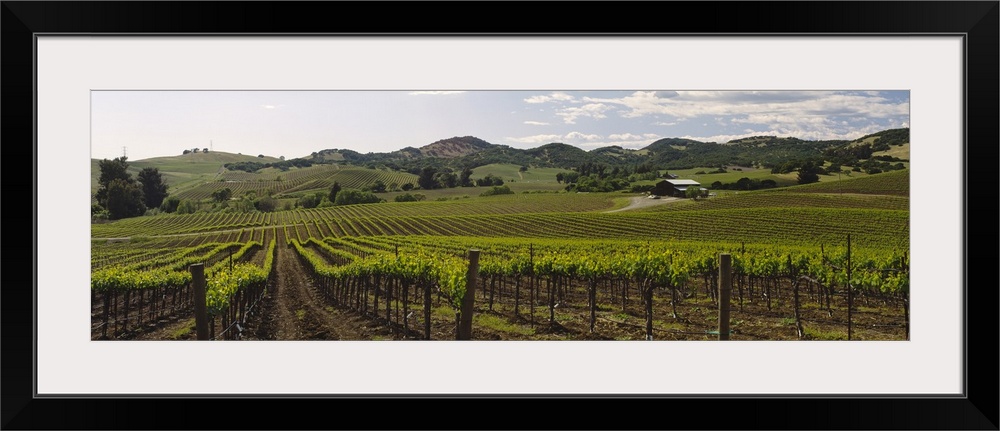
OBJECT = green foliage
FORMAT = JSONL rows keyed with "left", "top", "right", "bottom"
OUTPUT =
{"left": 138, "top": 167, "right": 169, "bottom": 209}
{"left": 370, "top": 179, "right": 387, "bottom": 193}
{"left": 394, "top": 193, "right": 426, "bottom": 202}
{"left": 334, "top": 189, "right": 383, "bottom": 205}
{"left": 460, "top": 167, "right": 474, "bottom": 187}
{"left": 565, "top": 175, "right": 629, "bottom": 192}
{"left": 97, "top": 157, "right": 131, "bottom": 191}
{"left": 479, "top": 185, "right": 514, "bottom": 197}
{"left": 329, "top": 181, "right": 342, "bottom": 203}
{"left": 436, "top": 170, "right": 458, "bottom": 188}
{"left": 211, "top": 188, "right": 233, "bottom": 203}
{"left": 176, "top": 200, "right": 197, "bottom": 214}
{"left": 105, "top": 178, "right": 146, "bottom": 219}
{"left": 711, "top": 177, "right": 778, "bottom": 191}
{"left": 224, "top": 161, "right": 266, "bottom": 173}
{"left": 255, "top": 195, "right": 278, "bottom": 212}
{"left": 297, "top": 192, "right": 326, "bottom": 209}
{"left": 159, "top": 196, "right": 181, "bottom": 213}
{"left": 797, "top": 162, "right": 821, "bottom": 185}
{"left": 418, "top": 166, "right": 439, "bottom": 190}
{"left": 95, "top": 156, "right": 147, "bottom": 220}
{"left": 475, "top": 174, "right": 504, "bottom": 187}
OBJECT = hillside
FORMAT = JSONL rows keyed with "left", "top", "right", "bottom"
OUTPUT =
{"left": 419, "top": 136, "right": 493, "bottom": 158}
{"left": 92, "top": 129, "right": 911, "bottom": 212}
{"left": 299, "top": 128, "right": 908, "bottom": 174}
{"left": 91, "top": 151, "right": 284, "bottom": 199}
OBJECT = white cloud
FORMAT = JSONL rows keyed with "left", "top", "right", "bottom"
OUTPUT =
{"left": 556, "top": 103, "right": 610, "bottom": 124}
{"left": 583, "top": 90, "right": 909, "bottom": 121}
{"left": 524, "top": 92, "right": 575, "bottom": 104}
{"left": 686, "top": 122, "right": 893, "bottom": 144}
{"left": 565, "top": 132, "right": 602, "bottom": 141}
{"left": 261, "top": 104, "right": 277, "bottom": 109}
{"left": 653, "top": 91, "right": 679, "bottom": 98}
{"left": 608, "top": 133, "right": 645, "bottom": 141}
{"left": 653, "top": 121, "right": 677, "bottom": 126}
{"left": 524, "top": 121, "right": 550, "bottom": 126}
{"left": 408, "top": 91, "right": 466, "bottom": 96}
{"left": 506, "top": 134, "right": 563, "bottom": 144}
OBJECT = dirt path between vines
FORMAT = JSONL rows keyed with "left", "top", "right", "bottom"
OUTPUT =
{"left": 605, "top": 195, "right": 681, "bottom": 213}
{"left": 246, "top": 229, "right": 371, "bottom": 340}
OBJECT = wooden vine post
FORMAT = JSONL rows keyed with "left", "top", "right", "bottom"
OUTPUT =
{"left": 718, "top": 253, "right": 732, "bottom": 341}
{"left": 190, "top": 263, "right": 209, "bottom": 340}
{"left": 789, "top": 254, "right": 804, "bottom": 339}
{"left": 847, "top": 234, "right": 852, "bottom": 341}
{"left": 423, "top": 281, "right": 432, "bottom": 340}
{"left": 457, "top": 249, "right": 480, "bottom": 340}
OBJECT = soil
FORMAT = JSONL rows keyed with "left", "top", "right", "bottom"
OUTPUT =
{"left": 242, "top": 228, "right": 371, "bottom": 340}
{"left": 605, "top": 195, "right": 681, "bottom": 213}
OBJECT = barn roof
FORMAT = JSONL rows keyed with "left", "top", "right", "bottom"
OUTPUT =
{"left": 664, "top": 179, "right": 701, "bottom": 186}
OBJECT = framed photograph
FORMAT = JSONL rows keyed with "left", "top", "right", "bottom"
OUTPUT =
{"left": 5, "top": 2, "right": 996, "bottom": 429}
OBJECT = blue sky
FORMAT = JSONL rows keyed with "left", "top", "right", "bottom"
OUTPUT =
{"left": 91, "top": 90, "right": 909, "bottom": 161}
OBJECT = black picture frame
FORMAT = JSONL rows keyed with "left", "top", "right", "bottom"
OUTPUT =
{"left": 3, "top": 2, "right": 997, "bottom": 430}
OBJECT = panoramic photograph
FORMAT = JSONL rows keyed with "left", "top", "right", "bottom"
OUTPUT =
{"left": 90, "top": 90, "right": 910, "bottom": 341}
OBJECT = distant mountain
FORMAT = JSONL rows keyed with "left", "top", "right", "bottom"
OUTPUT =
{"left": 304, "top": 128, "right": 908, "bottom": 173}
{"left": 419, "top": 136, "right": 493, "bottom": 158}
{"left": 848, "top": 128, "right": 910, "bottom": 147}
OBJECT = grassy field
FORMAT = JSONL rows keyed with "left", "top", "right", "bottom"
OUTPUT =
{"left": 871, "top": 142, "right": 911, "bottom": 161}
{"left": 471, "top": 163, "right": 573, "bottom": 192}
{"left": 92, "top": 152, "right": 284, "bottom": 199}
{"left": 666, "top": 166, "right": 800, "bottom": 187}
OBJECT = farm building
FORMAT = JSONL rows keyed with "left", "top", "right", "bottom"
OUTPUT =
{"left": 651, "top": 179, "right": 707, "bottom": 198}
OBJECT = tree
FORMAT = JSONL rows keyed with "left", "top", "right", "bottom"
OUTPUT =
{"left": 685, "top": 186, "right": 702, "bottom": 200}
{"left": 255, "top": 195, "right": 278, "bottom": 212}
{"left": 735, "top": 177, "right": 753, "bottom": 190}
{"left": 137, "top": 167, "right": 169, "bottom": 209}
{"left": 459, "top": 167, "right": 474, "bottom": 187}
{"left": 797, "top": 161, "right": 821, "bottom": 184}
{"left": 105, "top": 178, "right": 146, "bottom": 219}
{"left": 418, "top": 166, "right": 438, "bottom": 190}
{"left": 160, "top": 196, "right": 181, "bottom": 213}
{"left": 329, "top": 181, "right": 342, "bottom": 202}
{"left": 401, "top": 182, "right": 414, "bottom": 191}
{"left": 436, "top": 171, "right": 458, "bottom": 188}
{"left": 212, "top": 188, "right": 233, "bottom": 203}
{"left": 334, "top": 189, "right": 383, "bottom": 205}
{"left": 183, "top": 149, "right": 191, "bottom": 155}
{"left": 95, "top": 157, "right": 146, "bottom": 219}
{"left": 203, "top": 148, "right": 209, "bottom": 153}
{"left": 370, "top": 179, "right": 387, "bottom": 193}
{"left": 297, "top": 192, "right": 324, "bottom": 209}
{"left": 519, "top": 165, "right": 529, "bottom": 172}
{"left": 394, "top": 193, "right": 426, "bottom": 202}
{"left": 176, "top": 200, "right": 197, "bottom": 214}
{"left": 556, "top": 172, "right": 565, "bottom": 184}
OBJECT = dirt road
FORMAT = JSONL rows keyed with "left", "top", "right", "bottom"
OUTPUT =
{"left": 604, "top": 195, "right": 680, "bottom": 213}
{"left": 247, "top": 229, "right": 372, "bottom": 340}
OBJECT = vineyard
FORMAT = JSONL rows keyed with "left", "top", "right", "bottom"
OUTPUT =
{"left": 171, "top": 165, "right": 419, "bottom": 201}
{"left": 91, "top": 168, "right": 910, "bottom": 341}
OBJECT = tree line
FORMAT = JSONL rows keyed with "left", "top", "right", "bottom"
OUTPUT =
{"left": 92, "top": 157, "right": 169, "bottom": 220}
